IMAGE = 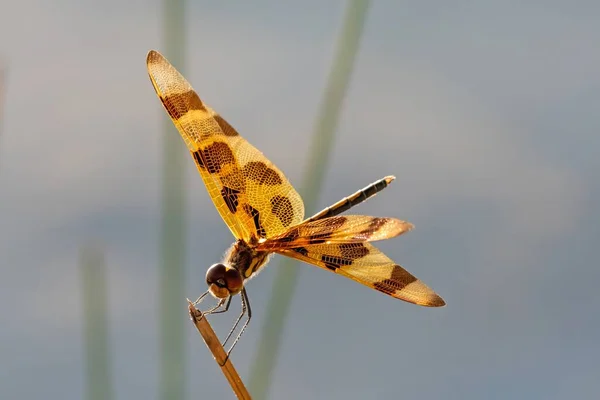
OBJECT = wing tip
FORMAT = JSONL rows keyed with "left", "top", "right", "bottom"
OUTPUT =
{"left": 422, "top": 294, "right": 446, "bottom": 307}
{"left": 384, "top": 175, "right": 396, "bottom": 184}
{"left": 390, "top": 220, "right": 414, "bottom": 237}
{"left": 146, "top": 49, "right": 163, "bottom": 65}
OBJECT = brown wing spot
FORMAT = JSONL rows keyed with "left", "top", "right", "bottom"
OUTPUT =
{"left": 279, "top": 227, "right": 300, "bottom": 243}
{"left": 219, "top": 169, "right": 246, "bottom": 191}
{"left": 291, "top": 247, "right": 308, "bottom": 256}
{"left": 270, "top": 195, "right": 294, "bottom": 227}
{"left": 214, "top": 115, "right": 240, "bottom": 137}
{"left": 356, "top": 217, "right": 386, "bottom": 240}
{"left": 308, "top": 237, "right": 328, "bottom": 245}
{"left": 373, "top": 266, "right": 418, "bottom": 294}
{"left": 243, "top": 161, "right": 283, "bottom": 185}
{"left": 320, "top": 254, "right": 352, "bottom": 271}
{"left": 243, "top": 203, "right": 267, "bottom": 238}
{"left": 338, "top": 243, "right": 369, "bottom": 260}
{"left": 192, "top": 150, "right": 205, "bottom": 169}
{"left": 202, "top": 142, "right": 235, "bottom": 174}
{"left": 367, "top": 217, "right": 385, "bottom": 231}
{"left": 324, "top": 216, "right": 348, "bottom": 229}
{"left": 221, "top": 186, "right": 241, "bottom": 214}
{"left": 309, "top": 216, "right": 348, "bottom": 244}
{"left": 163, "top": 90, "right": 205, "bottom": 118}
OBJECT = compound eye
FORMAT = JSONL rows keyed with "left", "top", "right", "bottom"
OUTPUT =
{"left": 224, "top": 267, "right": 243, "bottom": 294}
{"left": 206, "top": 263, "right": 227, "bottom": 288}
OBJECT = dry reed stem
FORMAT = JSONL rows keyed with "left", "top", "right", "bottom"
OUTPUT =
{"left": 187, "top": 300, "right": 252, "bottom": 400}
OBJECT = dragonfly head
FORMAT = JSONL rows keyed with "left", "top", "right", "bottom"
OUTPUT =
{"left": 206, "top": 263, "right": 243, "bottom": 298}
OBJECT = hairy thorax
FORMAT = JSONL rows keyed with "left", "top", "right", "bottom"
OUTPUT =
{"left": 226, "top": 239, "right": 271, "bottom": 281}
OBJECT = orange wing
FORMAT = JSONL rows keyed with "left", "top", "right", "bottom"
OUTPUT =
{"left": 146, "top": 50, "right": 304, "bottom": 242}
{"left": 257, "top": 215, "right": 414, "bottom": 251}
{"left": 278, "top": 242, "right": 445, "bottom": 307}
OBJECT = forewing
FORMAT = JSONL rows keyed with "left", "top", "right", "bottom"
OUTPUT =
{"left": 278, "top": 242, "right": 445, "bottom": 307}
{"left": 146, "top": 50, "right": 304, "bottom": 241}
{"left": 258, "top": 215, "right": 413, "bottom": 251}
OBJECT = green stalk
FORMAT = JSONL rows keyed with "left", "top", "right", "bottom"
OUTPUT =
{"left": 81, "top": 244, "right": 113, "bottom": 400}
{"left": 159, "top": 1, "right": 187, "bottom": 399}
{"left": 0, "top": 66, "right": 6, "bottom": 155}
{"left": 248, "top": 1, "right": 371, "bottom": 398}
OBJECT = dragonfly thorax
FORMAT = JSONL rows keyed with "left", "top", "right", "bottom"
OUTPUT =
{"left": 225, "top": 239, "right": 271, "bottom": 282}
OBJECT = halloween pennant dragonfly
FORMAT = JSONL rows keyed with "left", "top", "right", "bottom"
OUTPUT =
{"left": 146, "top": 50, "right": 445, "bottom": 355}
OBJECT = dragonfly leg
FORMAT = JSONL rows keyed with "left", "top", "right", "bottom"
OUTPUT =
{"left": 220, "top": 288, "right": 252, "bottom": 365}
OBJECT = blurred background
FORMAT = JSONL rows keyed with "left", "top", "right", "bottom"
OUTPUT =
{"left": 1, "top": 1, "right": 599, "bottom": 399}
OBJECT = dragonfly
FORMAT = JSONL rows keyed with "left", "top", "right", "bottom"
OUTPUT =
{"left": 146, "top": 50, "right": 445, "bottom": 357}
